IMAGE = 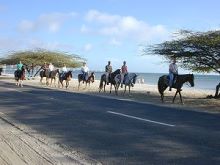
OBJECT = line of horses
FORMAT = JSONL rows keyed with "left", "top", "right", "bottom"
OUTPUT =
{"left": 14, "top": 67, "right": 195, "bottom": 104}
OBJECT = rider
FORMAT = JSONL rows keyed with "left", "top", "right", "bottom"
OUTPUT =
{"left": 81, "top": 62, "right": 89, "bottom": 81}
{"left": 120, "top": 61, "right": 128, "bottom": 88}
{"left": 61, "top": 64, "right": 68, "bottom": 78}
{"left": 17, "top": 61, "right": 23, "bottom": 71}
{"left": 48, "top": 62, "right": 54, "bottom": 72}
{"left": 105, "top": 61, "right": 112, "bottom": 85}
{"left": 42, "top": 62, "right": 48, "bottom": 71}
{"left": 169, "top": 57, "right": 178, "bottom": 91}
{"left": 48, "top": 62, "right": 54, "bottom": 77}
{"left": 16, "top": 61, "right": 25, "bottom": 80}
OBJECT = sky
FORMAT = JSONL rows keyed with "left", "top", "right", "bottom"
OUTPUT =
{"left": 0, "top": 0, "right": 219, "bottom": 73}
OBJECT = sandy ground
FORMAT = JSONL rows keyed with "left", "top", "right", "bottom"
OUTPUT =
{"left": 0, "top": 75, "right": 219, "bottom": 164}
{"left": 2, "top": 75, "right": 220, "bottom": 113}
{"left": 17, "top": 76, "right": 219, "bottom": 114}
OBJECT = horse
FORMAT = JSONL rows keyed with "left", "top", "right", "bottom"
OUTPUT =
{"left": 40, "top": 69, "right": 59, "bottom": 86}
{"left": 114, "top": 73, "right": 138, "bottom": 95}
{"left": 99, "top": 69, "right": 121, "bottom": 94}
{"left": 14, "top": 66, "right": 25, "bottom": 87}
{"left": 58, "top": 70, "right": 72, "bottom": 89}
{"left": 158, "top": 74, "right": 194, "bottom": 104}
{"left": 78, "top": 72, "right": 95, "bottom": 90}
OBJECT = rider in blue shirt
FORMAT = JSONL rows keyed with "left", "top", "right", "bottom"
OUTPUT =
{"left": 17, "top": 61, "right": 23, "bottom": 71}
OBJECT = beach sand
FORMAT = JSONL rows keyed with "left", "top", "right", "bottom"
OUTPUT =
{"left": 2, "top": 76, "right": 219, "bottom": 114}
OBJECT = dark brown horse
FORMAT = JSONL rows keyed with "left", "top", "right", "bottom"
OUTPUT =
{"left": 14, "top": 66, "right": 25, "bottom": 87}
{"left": 40, "top": 69, "right": 59, "bottom": 86}
{"left": 58, "top": 71, "right": 72, "bottom": 89}
{"left": 78, "top": 72, "right": 95, "bottom": 90}
{"left": 158, "top": 74, "right": 194, "bottom": 104}
{"left": 99, "top": 69, "right": 121, "bottom": 94}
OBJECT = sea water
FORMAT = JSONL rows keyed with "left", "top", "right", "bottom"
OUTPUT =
{"left": 2, "top": 65, "right": 219, "bottom": 90}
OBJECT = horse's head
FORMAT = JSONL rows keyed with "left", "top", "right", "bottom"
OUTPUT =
{"left": 89, "top": 72, "right": 95, "bottom": 83}
{"left": 111, "top": 69, "right": 121, "bottom": 77}
{"left": 132, "top": 73, "right": 138, "bottom": 84}
{"left": 188, "top": 74, "right": 194, "bottom": 87}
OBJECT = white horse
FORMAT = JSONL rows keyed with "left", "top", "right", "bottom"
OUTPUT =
{"left": 114, "top": 73, "right": 138, "bottom": 95}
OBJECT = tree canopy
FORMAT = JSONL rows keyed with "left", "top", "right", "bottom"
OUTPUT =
{"left": 143, "top": 30, "right": 220, "bottom": 74}
{"left": 0, "top": 49, "right": 85, "bottom": 68}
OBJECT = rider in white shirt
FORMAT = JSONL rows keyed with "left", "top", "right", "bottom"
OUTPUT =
{"left": 81, "top": 62, "right": 89, "bottom": 81}
{"left": 61, "top": 64, "right": 68, "bottom": 77}
{"left": 169, "top": 57, "right": 178, "bottom": 91}
{"left": 48, "top": 63, "right": 54, "bottom": 72}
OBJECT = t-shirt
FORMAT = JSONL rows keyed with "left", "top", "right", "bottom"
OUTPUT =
{"left": 17, "top": 63, "right": 23, "bottom": 70}
{"left": 105, "top": 65, "right": 112, "bottom": 73}
{"left": 62, "top": 66, "right": 67, "bottom": 72}
{"left": 121, "top": 65, "right": 128, "bottom": 74}
{"left": 169, "top": 63, "right": 178, "bottom": 74}
{"left": 81, "top": 66, "right": 89, "bottom": 73}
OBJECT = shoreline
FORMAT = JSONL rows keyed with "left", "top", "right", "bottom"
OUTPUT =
{"left": 0, "top": 76, "right": 219, "bottom": 114}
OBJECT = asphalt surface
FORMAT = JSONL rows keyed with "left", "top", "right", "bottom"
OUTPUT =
{"left": 0, "top": 81, "right": 220, "bottom": 165}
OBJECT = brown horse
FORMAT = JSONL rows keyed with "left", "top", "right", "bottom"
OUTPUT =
{"left": 158, "top": 74, "right": 194, "bottom": 104}
{"left": 78, "top": 72, "right": 95, "bottom": 90}
{"left": 14, "top": 66, "right": 25, "bottom": 87}
{"left": 40, "top": 69, "right": 59, "bottom": 86}
{"left": 58, "top": 71, "right": 72, "bottom": 89}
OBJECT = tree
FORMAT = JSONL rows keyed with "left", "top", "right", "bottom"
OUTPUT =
{"left": 0, "top": 49, "right": 85, "bottom": 68}
{"left": 143, "top": 30, "right": 220, "bottom": 74}
{"left": 143, "top": 30, "right": 220, "bottom": 98}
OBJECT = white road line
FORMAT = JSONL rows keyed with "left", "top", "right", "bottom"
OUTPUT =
{"left": 107, "top": 111, "right": 175, "bottom": 127}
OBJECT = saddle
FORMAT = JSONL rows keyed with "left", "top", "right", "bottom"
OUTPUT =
{"left": 122, "top": 73, "right": 128, "bottom": 84}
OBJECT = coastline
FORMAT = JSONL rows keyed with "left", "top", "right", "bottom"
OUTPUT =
{"left": 1, "top": 76, "right": 219, "bottom": 114}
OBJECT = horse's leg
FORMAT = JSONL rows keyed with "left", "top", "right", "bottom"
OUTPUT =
{"left": 161, "top": 93, "right": 164, "bottom": 103}
{"left": 20, "top": 80, "right": 23, "bottom": 87}
{"left": 110, "top": 84, "right": 112, "bottom": 94}
{"left": 179, "top": 91, "right": 183, "bottom": 104}
{"left": 172, "top": 90, "right": 178, "bottom": 103}
{"left": 104, "top": 82, "right": 106, "bottom": 92}
{"left": 123, "top": 85, "right": 126, "bottom": 95}
{"left": 66, "top": 81, "right": 69, "bottom": 89}
{"left": 78, "top": 81, "right": 80, "bottom": 90}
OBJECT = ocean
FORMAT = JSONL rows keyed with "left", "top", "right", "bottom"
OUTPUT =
{"left": 2, "top": 65, "right": 219, "bottom": 91}
{"left": 87, "top": 72, "right": 219, "bottom": 91}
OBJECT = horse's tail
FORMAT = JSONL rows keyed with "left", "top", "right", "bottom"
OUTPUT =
{"left": 158, "top": 76, "right": 165, "bottom": 95}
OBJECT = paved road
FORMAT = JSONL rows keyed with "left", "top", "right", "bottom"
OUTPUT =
{"left": 0, "top": 81, "right": 220, "bottom": 164}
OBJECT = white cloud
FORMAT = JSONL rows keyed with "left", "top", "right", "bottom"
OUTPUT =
{"left": 84, "top": 10, "right": 170, "bottom": 42}
{"left": 80, "top": 24, "right": 90, "bottom": 33}
{"left": 18, "top": 12, "right": 77, "bottom": 33}
{"left": 83, "top": 43, "right": 92, "bottom": 52}
{"left": 0, "top": 37, "right": 75, "bottom": 55}
{"left": 109, "top": 38, "right": 121, "bottom": 46}
{"left": 85, "top": 10, "right": 120, "bottom": 24}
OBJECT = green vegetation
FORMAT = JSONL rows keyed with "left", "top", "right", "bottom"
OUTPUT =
{"left": 0, "top": 49, "right": 85, "bottom": 68}
{"left": 143, "top": 30, "right": 220, "bottom": 74}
